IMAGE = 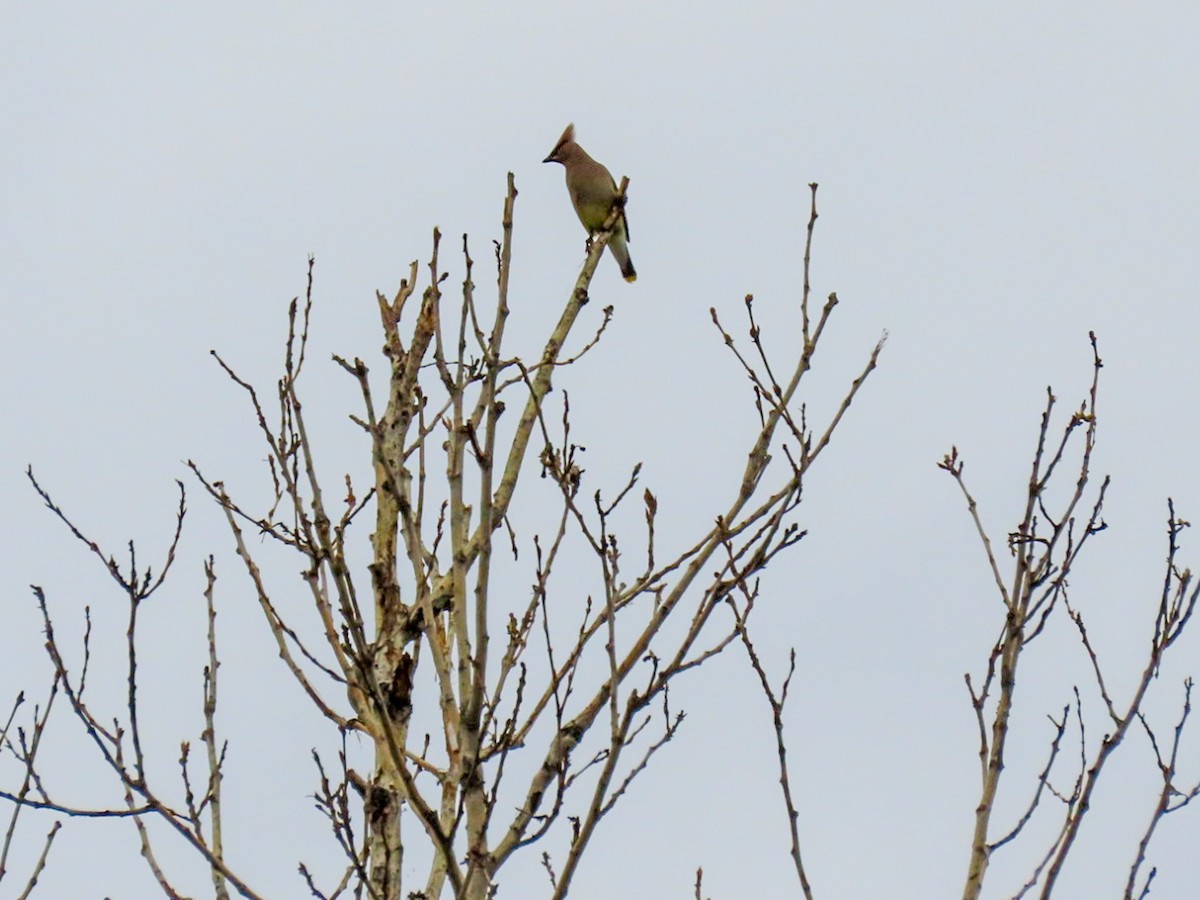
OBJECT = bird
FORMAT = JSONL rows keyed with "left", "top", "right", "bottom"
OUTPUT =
{"left": 543, "top": 123, "right": 636, "bottom": 282}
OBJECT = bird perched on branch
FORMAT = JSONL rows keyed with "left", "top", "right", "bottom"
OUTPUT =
{"left": 543, "top": 123, "right": 637, "bottom": 282}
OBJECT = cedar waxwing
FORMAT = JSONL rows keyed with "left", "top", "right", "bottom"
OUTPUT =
{"left": 543, "top": 123, "right": 637, "bottom": 282}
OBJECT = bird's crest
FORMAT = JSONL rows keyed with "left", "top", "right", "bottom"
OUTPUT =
{"left": 548, "top": 123, "right": 575, "bottom": 158}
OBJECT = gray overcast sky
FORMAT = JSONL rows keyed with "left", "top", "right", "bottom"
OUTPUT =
{"left": 3, "top": 3, "right": 1200, "bottom": 898}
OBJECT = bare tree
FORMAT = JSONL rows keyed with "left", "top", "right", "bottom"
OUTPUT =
{"left": 727, "top": 334, "right": 1200, "bottom": 899}
{"left": 941, "top": 335, "right": 1200, "bottom": 899}
{"left": 5, "top": 168, "right": 1198, "bottom": 900}
{"left": 2, "top": 178, "right": 884, "bottom": 898}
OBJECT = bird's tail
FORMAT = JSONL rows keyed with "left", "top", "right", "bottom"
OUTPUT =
{"left": 609, "top": 234, "right": 637, "bottom": 283}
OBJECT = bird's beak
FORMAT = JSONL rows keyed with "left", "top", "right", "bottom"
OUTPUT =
{"left": 542, "top": 153, "right": 556, "bottom": 164}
